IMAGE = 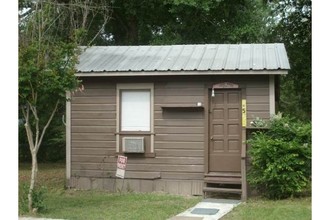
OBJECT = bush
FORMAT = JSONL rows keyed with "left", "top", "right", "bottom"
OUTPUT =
{"left": 247, "top": 114, "right": 311, "bottom": 199}
{"left": 19, "top": 183, "right": 48, "bottom": 214}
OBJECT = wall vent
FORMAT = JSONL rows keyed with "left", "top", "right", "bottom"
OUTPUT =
{"left": 122, "top": 137, "right": 144, "bottom": 153}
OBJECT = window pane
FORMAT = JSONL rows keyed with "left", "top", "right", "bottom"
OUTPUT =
{"left": 121, "top": 90, "right": 150, "bottom": 131}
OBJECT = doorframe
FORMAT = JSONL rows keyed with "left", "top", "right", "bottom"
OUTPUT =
{"left": 203, "top": 82, "right": 247, "bottom": 199}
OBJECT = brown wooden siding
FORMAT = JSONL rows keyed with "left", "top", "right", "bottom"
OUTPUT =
{"left": 244, "top": 76, "right": 270, "bottom": 124}
{"left": 153, "top": 81, "right": 206, "bottom": 181}
{"left": 71, "top": 119, "right": 116, "bottom": 126}
{"left": 70, "top": 75, "right": 270, "bottom": 189}
{"left": 71, "top": 78, "right": 117, "bottom": 179}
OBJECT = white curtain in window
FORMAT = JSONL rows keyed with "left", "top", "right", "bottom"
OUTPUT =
{"left": 121, "top": 90, "right": 150, "bottom": 131}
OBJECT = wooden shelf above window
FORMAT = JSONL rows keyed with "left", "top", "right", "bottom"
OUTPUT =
{"left": 161, "top": 104, "right": 204, "bottom": 111}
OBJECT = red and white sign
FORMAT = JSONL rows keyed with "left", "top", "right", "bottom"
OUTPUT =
{"left": 116, "top": 155, "right": 127, "bottom": 178}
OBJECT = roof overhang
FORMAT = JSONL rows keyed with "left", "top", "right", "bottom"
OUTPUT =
{"left": 75, "top": 70, "right": 288, "bottom": 77}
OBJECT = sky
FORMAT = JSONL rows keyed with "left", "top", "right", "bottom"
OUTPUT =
{"left": 0, "top": 0, "right": 328, "bottom": 219}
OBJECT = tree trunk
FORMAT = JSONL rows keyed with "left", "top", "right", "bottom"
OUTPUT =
{"left": 127, "top": 16, "right": 138, "bottom": 45}
{"left": 22, "top": 100, "right": 59, "bottom": 213}
{"left": 28, "top": 151, "right": 38, "bottom": 213}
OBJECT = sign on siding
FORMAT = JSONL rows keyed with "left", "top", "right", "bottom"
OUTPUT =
{"left": 242, "top": 99, "right": 247, "bottom": 127}
{"left": 116, "top": 155, "right": 128, "bottom": 178}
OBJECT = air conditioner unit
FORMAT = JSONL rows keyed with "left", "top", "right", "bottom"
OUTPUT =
{"left": 122, "top": 137, "right": 144, "bottom": 153}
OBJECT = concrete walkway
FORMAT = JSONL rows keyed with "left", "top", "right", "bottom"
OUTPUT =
{"left": 168, "top": 198, "right": 241, "bottom": 220}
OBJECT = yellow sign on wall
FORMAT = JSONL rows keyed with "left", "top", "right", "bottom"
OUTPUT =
{"left": 242, "top": 99, "right": 247, "bottom": 127}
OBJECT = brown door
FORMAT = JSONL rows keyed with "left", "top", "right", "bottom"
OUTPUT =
{"left": 209, "top": 89, "right": 242, "bottom": 172}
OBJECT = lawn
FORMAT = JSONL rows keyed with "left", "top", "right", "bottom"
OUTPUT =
{"left": 19, "top": 163, "right": 311, "bottom": 220}
{"left": 222, "top": 197, "right": 311, "bottom": 220}
{"left": 19, "top": 163, "right": 201, "bottom": 219}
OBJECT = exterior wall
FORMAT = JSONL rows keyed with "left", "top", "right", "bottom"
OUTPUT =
{"left": 154, "top": 81, "right": 205, "bottom": 182}
{"left": 68, "top": 75, "right": 270, "bottom": 195}
{"left": 70, "top": 78, "right": 117, "bottom": 179}
{"left": 244, "top": 75, "right": 271, "bottom": 125}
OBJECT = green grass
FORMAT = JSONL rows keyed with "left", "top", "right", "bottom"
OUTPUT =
{"left": 39, "top": 191, "right": 199, "bottom": 220}
{"left": 19, "top": 163, "right": 311, "bottom": 220}
{"left": 222, "top": 197, "right": 311, "bottom": 220}
{"left": 19, "top": 163, "right": 201, "bottom": 219}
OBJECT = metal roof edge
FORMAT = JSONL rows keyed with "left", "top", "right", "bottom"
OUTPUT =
{"left": 75, "top": 70, "right": 288, "bottom": 77}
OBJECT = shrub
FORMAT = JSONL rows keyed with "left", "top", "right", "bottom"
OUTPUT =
{"left": 247, "top": 114, "right": 311, "bottom": 199}
{"left": 19, "top": 183, "right": 47, "bottom": 214}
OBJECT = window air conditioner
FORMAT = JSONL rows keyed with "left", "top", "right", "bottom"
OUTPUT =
{"left": 122, "top": 137, "right": 144, "bottom": 153}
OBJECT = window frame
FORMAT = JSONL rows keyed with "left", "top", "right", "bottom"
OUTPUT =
{"left": 116, "top": 83, "right": 154, "bottom": 153}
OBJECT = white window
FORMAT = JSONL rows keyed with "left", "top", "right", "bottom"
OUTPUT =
{"left": 116, "top": 83, "right": 154, "bottom": 153}
{"left": 121, "top": 90, "right": 151, "bottom": 131}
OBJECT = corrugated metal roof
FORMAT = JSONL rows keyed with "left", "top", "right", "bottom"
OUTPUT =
{"left": 76, "top": 44, "right": 290, "bottom": 74}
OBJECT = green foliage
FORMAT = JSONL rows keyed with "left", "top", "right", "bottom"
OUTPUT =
{"left": 164, "top": 0, "right": 268, "bottom": 44}
{"left": 247, "top": 115, "right": 311, "bottom": 199}
{"left": 19, "top": 1, "right": 85, "bottom": 212}
{"left": 32, "top": 186, "right": 48, "bottom": 212}
{"left": 19, "top": 184, "right": 30, "bottom": 214}
{"left": 267, "top": 0, "right": 311, "bottom": 120}
{"left": 19, "top": 107, "right": 66, "bottom": 162}
{"left": 19, "top": 41, "right": 80, "bottom": 105}
{"left": 19, "top": 184, "right": 48, "bottom": 213}
{"left": 19, "top": 0, "right": 82, "bottom": 159}
{"left": 19, "top": 0, "right": 112, "bottom": 163}
{"left": 106, "top": 0, "right": 268, "bottom": 45}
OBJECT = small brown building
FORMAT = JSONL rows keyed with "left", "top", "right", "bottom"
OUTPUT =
{"left": 66, "top": 44, "right": 290, "bottom": 200}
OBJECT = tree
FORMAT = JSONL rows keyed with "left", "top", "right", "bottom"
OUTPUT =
{"left": 101, "top": 0, "right": 268, "bottom": 45}
{"left": 159, "top": 0, "right": 269, "bottom": 44}
{"left": 19, "top": 0, "right": 110, "bottom": 212}
{"left": 19, "top": 3, "right": 79, "bottom": 212}
{"left": 267, "top": 0, "right": 311, "bottom": 120}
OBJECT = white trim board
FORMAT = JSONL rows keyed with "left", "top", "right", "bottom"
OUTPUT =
{"left": 66, "top": 91, "right": 71, "bottom": 181}
{"left": 269, "top": 75, "right": 275, "bottom": 115}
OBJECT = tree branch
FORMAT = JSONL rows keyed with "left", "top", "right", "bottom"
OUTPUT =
{"left": 42, "top": 11, "right": 65, "bottom": 38}
{"left": 87, "top": 15, "right": 109, "bottom": 46}
{"left": 28, "top": 101, "right": 40, "bottom": 149}
{"left": 29, "top": 81, "right": 35, "bottom": 102}
{"left": 21, "top": 105, "right": 35, "bottom": 152}
{"left": 36, "top": 99, "right": 60, "bottom": 153}
{"left": 50, "top": 1, "right": 112, "bottom": 10}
